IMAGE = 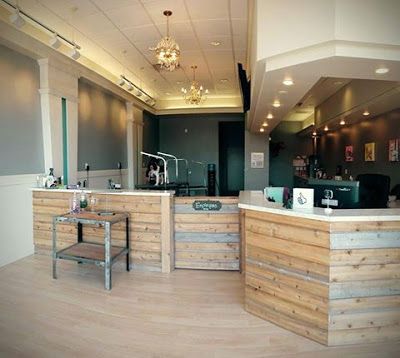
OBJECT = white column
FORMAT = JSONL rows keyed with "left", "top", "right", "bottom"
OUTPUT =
{"left": 38, "top": 58, "right": 79, "bottom": 183}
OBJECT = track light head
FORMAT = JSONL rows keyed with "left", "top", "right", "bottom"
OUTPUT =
{"left": 127, "top": 82, "right": 134, "bottom": 91}
{"left": 10, "top": 8, "right": 25, "bottom": 28}
{"left": 117, "top": 76, "right": 125, "bottom": 86}
{"left": 135, "top": 89, "right": 142, "bottom": 97}
{"left": 49, "top": 33, "right": 61, "bottom": 49}
{"left": 69, "top": 46, "right": 80, "bottom": 60}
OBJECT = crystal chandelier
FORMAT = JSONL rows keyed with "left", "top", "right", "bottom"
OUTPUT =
{"left": 181, "top": 66, "right": 209, "bottom": 105}
{"left": 154, "top": 10, "right": 180, "bottom": 71}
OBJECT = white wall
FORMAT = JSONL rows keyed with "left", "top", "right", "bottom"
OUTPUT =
{"left": 0, "top": 175, "right": 36, "bottom": 267}
{"left": 256, "top": 0, "right": 335, "bottom": 60}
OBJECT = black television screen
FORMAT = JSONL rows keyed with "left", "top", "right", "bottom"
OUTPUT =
{"left": 237, "top": 63, "right": 250, "bottom": 112}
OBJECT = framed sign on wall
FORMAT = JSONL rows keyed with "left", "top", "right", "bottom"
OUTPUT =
{"left": 251, "top": 152, "right": 264, "bottom": 168}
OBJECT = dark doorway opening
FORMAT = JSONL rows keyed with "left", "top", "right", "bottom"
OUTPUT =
{"left": 218, "top": 121, "right": 244, "bottom": 196}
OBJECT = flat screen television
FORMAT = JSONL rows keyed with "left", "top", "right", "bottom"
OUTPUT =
{"left": 308, "top": 179, "right": 360, "bottom": 209}
{"left": 237, "top": 63, "right": 250, "bottom": 112}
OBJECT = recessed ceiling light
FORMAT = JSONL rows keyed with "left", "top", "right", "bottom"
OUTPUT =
{"left": 267, "top": 113, "right": 273, "bottom": 119}
{"left": 259, "top": 128, "right": 265, "bottom": 133}
{"left": 312, "top": 130, "right": 317, "bottom": 136}
{"left": 340, "top": 119, "right": 346, "bottom": 125}
{"left": 324, "top": 125, "right": 329, "bottom": 132}
{"left": 220, "top": 79, "right": 229, "bottom": 83}
{"left": 282, "top": 79, "right": 294, "bottom": 86}
{"left": 272, "top": 101, "right": 281, "bottom": 108}
{"left": 363, "top": 110, "right": 370, "bottom": 116}
{"left": 375, "top": 67, "right": 389, "bottom": 75}
{"left": 176, "top": 81, "right": 183, "bottom": 84}
{"left": 210, "top": 41, "right": 221, "bottom": 46}
{"left": 333, "top": 81, "right": 343, "bottom": 85}
{"left": 262, "top": 122, "right": 268, "bottom": 127}
{"left": 278, "top": 90, "right": 288, "bottom": 94}
{"left": 166, "top": 92, "right": 171, "bottom": 95}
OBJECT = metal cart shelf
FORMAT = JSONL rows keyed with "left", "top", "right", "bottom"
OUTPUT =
{"left": 52, "top": 211, "right": 130, "bottom": 290}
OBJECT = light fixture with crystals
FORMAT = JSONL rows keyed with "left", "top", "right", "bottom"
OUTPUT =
{"left": 154, "top": 10, "right": 180, "bottom": 71}
{"left": 181, "top": 65, "right": 209, "bottom": 105}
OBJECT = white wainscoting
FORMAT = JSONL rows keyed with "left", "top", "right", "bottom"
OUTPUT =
{"left": 77, "top": 169, "right": 129, "bottom": 189}
{"left": 0, "top": 174, "right": 37, "bottom": 267}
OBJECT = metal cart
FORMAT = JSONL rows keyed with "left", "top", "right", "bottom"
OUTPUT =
{"left": 52, "top": 211, "right": 130, "bottom": 290}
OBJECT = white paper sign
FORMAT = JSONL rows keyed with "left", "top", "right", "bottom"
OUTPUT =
{"left": 293, "top": 188, "right": 314, "bottom": 209}
{"left": 251, "top": 152, "right": 264, "bottom": 168}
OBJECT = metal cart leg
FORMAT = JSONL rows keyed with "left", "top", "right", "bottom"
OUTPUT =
{"left": 126, "top": 217, "right": 130, "bottom": 271}
{"left": 104, "top": 222, "right": 112, "bottom": 290}
{"left": 77, "top": 222, "right": 83, "bottom": 264}
{"left": 52, "top": 217, "right": 57, "bottom": 279}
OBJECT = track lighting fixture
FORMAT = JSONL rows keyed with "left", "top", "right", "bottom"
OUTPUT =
{"left": 2, "top": 0, "right": 82, "bottom": 59}
{"left": 69, "top": 45, "right": 80, "bottom": 60}
{"left": 117, "top": 75, "right": 156, "bottom": 106}
{"left": 49, "top": 33, "right": 61, "bottom": 49}
{"left": 9, "top": 7, "right": 25, "bottom": 28}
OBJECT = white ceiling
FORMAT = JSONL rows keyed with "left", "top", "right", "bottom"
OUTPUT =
{"left": 10, "top": 0, "right": 248, "bottom": 106}
{"left": 283, "top": 77, "right": 351, "bottom": 122}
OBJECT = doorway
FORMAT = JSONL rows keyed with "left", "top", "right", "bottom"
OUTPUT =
{"left": 218, "top": 121, "right": 244, "bottom": 196}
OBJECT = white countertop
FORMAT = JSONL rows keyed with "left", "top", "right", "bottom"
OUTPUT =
{"left": 238, "top": 191, "right": 400, "bottom": 222}
{"left": 31, "top": 188, "right": 174, "bottom": 197}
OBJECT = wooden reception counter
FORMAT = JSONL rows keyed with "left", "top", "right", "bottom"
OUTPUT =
{"left": 32, "top": 189, "right": 240, "bottom": 272}
{"left": 32, "top": 188, "right": 174, "bottom": 273}
{"left": 239, "top": 191, "right": 400, "bottom": 346}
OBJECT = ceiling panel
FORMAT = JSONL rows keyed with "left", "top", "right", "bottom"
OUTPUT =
{"left": 192, "top": 19, "right": 231, "bottom": 38}
{"left": 23, "top": 0, "right": 250, "bottom": 106}
{"left": 37, "top": 0, "right": 99, "bottom": 20}
{"left": 231, "top": 19, "right": 247, "bottom": 36}
{"left": 185, "top": 0, "right": 229, "bottom": 20}
{"left": 144, "top": 0, "right": 189, "bottom": 24}
{"left": 123, "top": 25, "right": 160, "bottom": 44}
{"left": 107, "top": 4, "right": 153, "bottom": 29}
{"left": 91, "top": 0, "right": 140, "bottom": 12}
{"left": 230, "top": 0, "right": 248, "bottom": 20}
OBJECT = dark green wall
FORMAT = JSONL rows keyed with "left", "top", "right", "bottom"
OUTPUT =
{"left": 158, "top": 113, "right": 244, "bottom": 188}
{"left": 269, "top": 122, "right": 313, "bottom": 188}
{"left": 319, "top": 108, "right": 400, "bottom": 189}
{"left": 0, "top": 44, "right": 44, "bottom": 175}
{"left": 78, "top": 80, "right": 127, "bottom": 171}
{"left": 143, "top": 110, "right": 159, "bottom": 154}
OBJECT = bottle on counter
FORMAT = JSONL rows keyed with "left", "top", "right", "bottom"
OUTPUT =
{"left": 70, "top": 191, "right": 79, "bottom": 214}
{"left": 45, "top": 168, "right": 56, "bottom": 188}
{"left": 79, "top": 191, "right": 88, "bottom": 210}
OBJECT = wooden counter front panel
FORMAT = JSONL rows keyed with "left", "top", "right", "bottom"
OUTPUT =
{"left": 328, "top": 221, "right": 400, "bottom": 346}
{"left": 244, "top": 209, "right": 330, "bottom": 345}
{"left": 242, "top": 209, "right": 400, "bottom": 346}
{"left": 174, "top": 197, "right": 240, "bottom": 270}
{"left": 33, "top": 191, "right": 164, "bottom": 271}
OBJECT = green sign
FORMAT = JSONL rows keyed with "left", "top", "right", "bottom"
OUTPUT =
{"left": 192, "top": 200, "right": 222, "bottom": 211}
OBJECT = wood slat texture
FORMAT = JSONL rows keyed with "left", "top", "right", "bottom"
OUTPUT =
{"left": 241, "top": 207, "right": 400, "bottom": 347}
{"left": 32, "top": 191, "right": 169, "bottom": 272}
{"left": 174, "top": 197, "right": 240, "bottom": 270}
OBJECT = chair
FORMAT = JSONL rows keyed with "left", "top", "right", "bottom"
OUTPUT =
{"left": 356, "top": 174, "right": 390, "bottom": 209}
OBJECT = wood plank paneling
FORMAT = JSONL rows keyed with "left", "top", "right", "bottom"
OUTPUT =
{"left": 32, "top": 191, "right": 169, "bottom": 272}
{"left": 241, "top": 207, "right": 400, "bottom": 346}
{"left": 174, "top": 197, "right": 240, "bottom": 270}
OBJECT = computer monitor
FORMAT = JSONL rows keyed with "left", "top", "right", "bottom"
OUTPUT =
{"left": 308, "top": 179, "right": 360, "bottom": 209}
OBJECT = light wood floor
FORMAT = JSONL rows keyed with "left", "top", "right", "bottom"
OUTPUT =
{"left": 0, "top": 256, "right": 399, "bottom": 358}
